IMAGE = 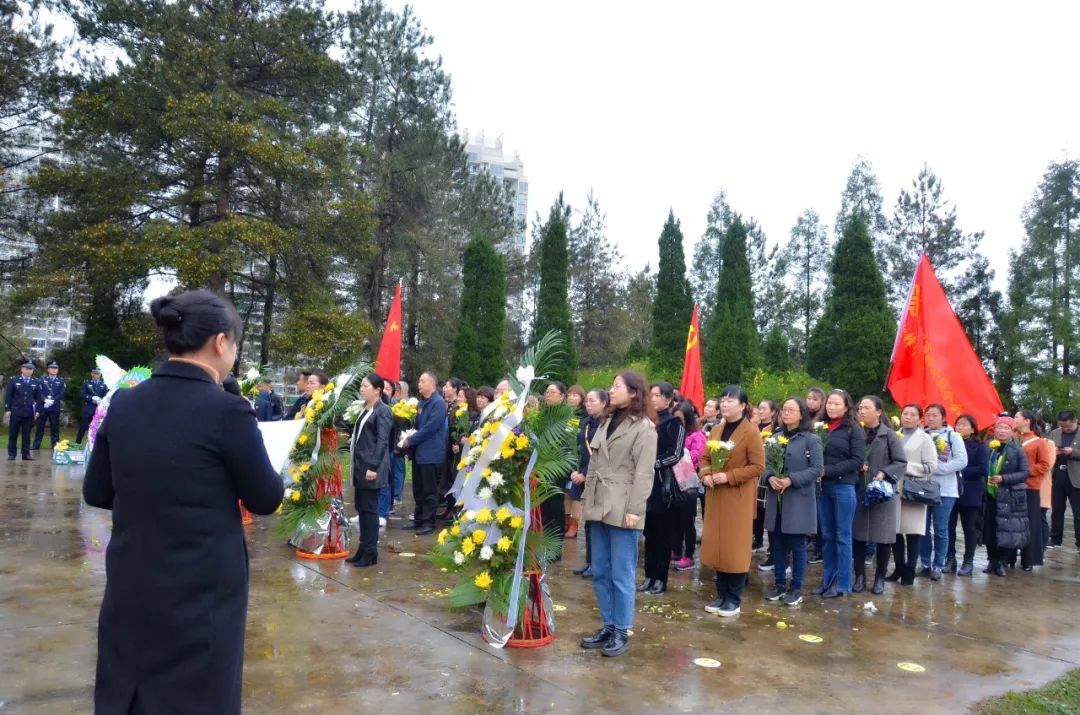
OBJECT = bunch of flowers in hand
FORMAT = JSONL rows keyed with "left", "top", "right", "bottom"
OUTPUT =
{"left": 764, "top": 431, "right": 788, "bottom": 478}
{"left": 934, "top": 434, "right": 951, "bottom": 460}
{"left": 813, "top": 421, "right": 830, "bottom": 451}
{"left": 451, "top": 400, "right": 473, "bottom": 443}
{"left": 706, "top": 438, "right": 734, "bottom": 470}
{"left": 239, "top": 366, "right": 264, "bottom": 399}
{"left": 391, "top": 397, "right": 419, "bottom": 425}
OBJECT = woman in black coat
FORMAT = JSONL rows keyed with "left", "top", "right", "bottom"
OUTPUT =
{"left": 640, "top": 381, "right": 686, "bottom": 595}
{"left": 951, "top": 414, "right": 989, "bottom": 576}
{"left": 983, "top": 415, "right": 1030, "bottom": 577}
{"left": 570, "top": 387, "right": 609, "bottom": 578}
{"left": 83, "top": 290, "right": 283, "bottom": 715}
{"left": 816, "top": 389, "right": 864, "bottom": 598}
{"left": 349, "top": 373, "right": 393, "bottom": 567}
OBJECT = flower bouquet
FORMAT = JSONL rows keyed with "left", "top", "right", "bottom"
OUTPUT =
{"left": 239, "top": 366, "right": 264, "bottom": 400}
{"left": 52, "top": 439, "right": 85, "bottom": 465}
{"left": 987, "top": 439, "right": 1005, "bottom": 499}
{"left": 706, "top": 438, "right": 734, "bottom": 470}
{"left": 276, "top": 366, "right": 367, "bottom": 557}
{"left": 430, "top": 333, "right": 576, "bottom": 648}
{"left": 764, "top": 432, "right": 789, "bottom": 504}
{"left": 391, "top": 397, "right": 418, "bottom": 425}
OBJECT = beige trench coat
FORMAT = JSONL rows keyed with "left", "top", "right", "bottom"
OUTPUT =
{"left": 897, "top": 429, "right": 938, "bottom": 535}
{"left": 582, "top": 414, "right": 658, "bottom": 530}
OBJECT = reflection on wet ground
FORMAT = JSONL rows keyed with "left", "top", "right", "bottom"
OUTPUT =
{"left": 1, "top": 459, "right": 1078, "bottom": 714}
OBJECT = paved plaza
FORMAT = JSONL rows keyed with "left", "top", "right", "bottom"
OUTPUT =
{"left": 2, "top": 459, "right": 1079, "bottom": 714}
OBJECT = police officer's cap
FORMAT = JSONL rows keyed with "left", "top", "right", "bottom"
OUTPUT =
{"left": 47, "top": 361, "right": 59, "bottom": 369}
{"left": 90, "top": 367, "right": 102, "bottom": 374}
{"left": 20, "top": 361, "right": 35, "bottom": 370}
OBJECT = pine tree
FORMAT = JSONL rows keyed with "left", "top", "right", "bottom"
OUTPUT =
{"left": 954, "top": 254, "right": 1003, "bottom": 376}
{"left": 451, "top": 234, "right": 506, "bottom": 385}
{"left": 763, "top": 323, "right": 792, "bottom": 372}
{"left": 533, "top": 194, "right": 576, "bottom": 379}
{"left": 706, "top": 217, "right": 759, "bottom": 385}
{"left": 882, "top": 164, "right": 976, "bottom": 309}
{"left": 690, "top": 192, "right": 735, "bottom": 326}
{"left": 835, "top": 157, "right": 889, "bottom": 288}
{"left": 623, "top": 265, "right": 655, "bottom": 362}
{"left": 746, "top": 219, "right": 786, "bottom": 341}
{"left": 651, "top": 209, "right": 694, "bottom": 373}
{"left": 780, "top": 209, "right": 830, "bottom": 363}
{"left": 807, "top": 215, "right": 895, "bottom": 398}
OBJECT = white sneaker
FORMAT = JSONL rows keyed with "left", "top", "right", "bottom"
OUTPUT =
{"left": 379, "top": 517, "right": 387, "bottom": 528}
{"left": 718, "top": 604, "right": 741, "bottom": 617}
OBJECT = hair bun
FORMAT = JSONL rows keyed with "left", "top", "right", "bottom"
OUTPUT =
{"left": 151, "top": 297, "right": 183, "bottom": 327}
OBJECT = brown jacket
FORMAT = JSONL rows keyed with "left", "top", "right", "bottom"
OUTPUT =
{"left": 582, "top": 413, "right": 658, "bottom": 530}
{"left": 699, "top": 418, "right": 765, "bottom": 573}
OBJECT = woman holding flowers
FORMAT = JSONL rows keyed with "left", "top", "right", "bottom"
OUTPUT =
{"left": 763, "top": 397, "right": 824, "bottom": 607}
{"left": 953, "top": 415, "right": 988, "bottom": 576}
{"left": 918, "top": 404, "right": 968, "bottom": 580}
{"left": 580, "top": 371, "right": 657, "bottom": 658}
{"left": 983, "top": 415, "right": 1030, "bottom": 576}
{"left": 83, "top": 290, "right": 283, "bottom": 715}
{"left": 816, "top": 389, "right": 864, "bottom": 599}
{"left": 571, "top": 388, "right": 609, "bottom": 577}
{"left": 640, "top": 381, "right": 685, "bottom": 595}
{"left": 348, "top": 373, "right": 392, "bottom": 567}
{"left": 852, "top": 396, "right": 907, "bottom": 594}
{"left": 890, "top": 404, "right": 938, "bottom": 586}
{"left": 699, "top": 386, "right": 765, "bottom": 617}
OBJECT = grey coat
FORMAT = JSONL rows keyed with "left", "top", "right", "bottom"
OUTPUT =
{"left": 852, "top": 423, "right": 908, "bottom": 544}
{"left": 583, "top": 413, "right": 658, "bottom": 530}
{"left": 1048, "top": 428, "right": 1080, "bottom": 489}
{"left": 764, "top": 430, "right": 823, "bottom": 535}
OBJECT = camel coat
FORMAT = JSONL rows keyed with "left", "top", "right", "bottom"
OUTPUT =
{"left": 699, "top": 418, "right": 766, "bottom": 573}
{"left": 582, "top": 413, "right": 658, "bottom": 530}
{"left": 897, "top": 428, "right": 938, "bottom": 535}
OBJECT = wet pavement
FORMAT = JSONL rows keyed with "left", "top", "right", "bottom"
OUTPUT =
{"left": 2, "top": 458, "right": 1079, "bottom": 714}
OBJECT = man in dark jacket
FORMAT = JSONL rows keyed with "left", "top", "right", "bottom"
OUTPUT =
{"left": 401, "top": 371, "right": 448, "bottom": 534}
{"left": 5, "top": 361, "right": 40, "bottom": 460}
{"left": 33, "top": 360, "right": 66, "bottom": 450}
{"left": 253, "top": 380, "right": 283, "bottom": 422}
{"left": 283, "top": 371, "right": 312, "bottom": 421}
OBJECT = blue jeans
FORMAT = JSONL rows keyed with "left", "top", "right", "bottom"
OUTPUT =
{"left": 920, "top": 496, "right": 957, "bottom": 569}
{"left": 774, "top": 532, "right": 807, "bottom": 592}
{"left": 818, "top": 482, "right": 856, "bottom": 592}
{"left": 391, "top": 455, "right": 405, "bottom": 502}
{"left": 590, "top": 522, "right": 640, "bottom": 630}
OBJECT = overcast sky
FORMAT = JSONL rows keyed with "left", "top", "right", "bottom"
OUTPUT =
{"left": 384, "top": 0, "right": 1080, "bottom": 287}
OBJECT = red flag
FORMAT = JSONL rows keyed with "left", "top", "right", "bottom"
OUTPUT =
{"left": 886, "top": 253, "right": 1003, "bottom": 430}
{"left": 680, "top": 304, "right": 705, "bottom": 415}
{"left": 373, "top": 282, "right": 402, "bottom": 383}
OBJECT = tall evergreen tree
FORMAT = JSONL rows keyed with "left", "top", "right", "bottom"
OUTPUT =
{"left": 690, "top": 191, "right": 735, "bottom": 326}
{"left": 835, "top": 157, "right": 889, "bottom": 241}
{"left": 954, "top": 254, "right": 1004, "bottom": 376}
{"left": 568, "top": 192, "right": 629, "bottom": 367}
{"left": 651, "top": 209, "right": 694, "bottom": 373}
{"left": 746, "top": 218, "right": 786, "bottom": 341}
{"left": 450, "top": 234, "right": 506, "bottom": 385}
{"left": 807, "top": 215, "right": 895, "bottom": 398}
{"left": 882, "top": 164, "right": 976, "bottom": 309}
{"left": 623, "top": 264, "right": 655, "bottom": 362}
{"left": 780, "top": 209, "right": 830, "bottom": 363}
{"left": 533, "top": 194, "right": 576, "bottom": 379}
{"left": 762, "top": 322, "right": 792, "bottom": 372}
{"left": 706, "top": 217, "right": 759, "bottom": 385}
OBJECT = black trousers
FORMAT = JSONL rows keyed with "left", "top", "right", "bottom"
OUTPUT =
{"left": 33, "top": 410, "right": 61, "bottom": 449}
{"left": 354, "top": 486, "right": 380, "bottom": 557}
{"left": 8, "top": 414, "right": 32, "bottom": 457}
{"left": 853, "top": 539, "right": 891, "bottom": 579}
{"left": 1019, "top": 489, "right": 1045, "bottom": 567}
{"left": 76, "top": 409, "right": 95, "bottom": 443}
{"left": 584, "top": 520, "right": 593, "bottom": 564}
{"left": 752, "top": 500, "right": 766, "bottom": 547}
{"left": 714, "top": 571, "right": 747, "bottom": 606}
{"left": 643, "top": 507, "right": 674, "bottom": 581}
{"left": 892, "top": 534, "right": 921, "bottom": 572}
{"left": 412, "top": 462, "right": 442, "bottom": 527}
{"left": 1050, "top": 470, "right": 1080, "bottom": 548}
{"left": 951, "top": 506, "right": 981, "bottom": 561}
{"left": 673, "top": 492, "right": 696, "bottom": 559}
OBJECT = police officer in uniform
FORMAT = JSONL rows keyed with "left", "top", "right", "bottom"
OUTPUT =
{"left": 34, "top": 360, "right": 66, "bottom": 450}
{"left": 76, "top": 367, "right": 109, "bottom": 444}
{"left": 5, "top": 361, "right": 41, "bottom": 460}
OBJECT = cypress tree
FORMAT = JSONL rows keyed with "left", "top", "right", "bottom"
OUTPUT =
{"left": 651, "top": 210, "right": 694, "bottom": 372}
{"left": 533, "top": 195, "right": 576, "bottom": 379}
{"left": 807, "top": 215, "right": 896, "bottom": 398}
{"left": 705, "top": 217, "right": 760, "bottom": 385}
{"left": 451, "top": 234, "right": 507, "bottom": 385}
{"left": 763, "top": 323, "right": 792, "bottom": 372}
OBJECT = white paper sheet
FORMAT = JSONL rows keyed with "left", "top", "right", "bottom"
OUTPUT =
{"left": 257, "top": 420, "right": 306, "bottom": 474}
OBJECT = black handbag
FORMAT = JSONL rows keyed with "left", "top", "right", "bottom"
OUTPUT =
{"left": 901, "top": 477, "right": 941, "bottom": 506}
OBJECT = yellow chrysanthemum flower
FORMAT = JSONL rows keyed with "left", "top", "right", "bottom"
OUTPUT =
{"left": 299, "top": 463, "right": 311, "bottom": 473}
{"left": 509, "top": 516, "right": 524, "bottom": 529}
{"left": 706, "top": 440, "right": 721, "bottom": 451}
{"left": 294, "top": 412, "right": 303, "bottom": 420}
{"left": 297, "top": 433, "right": 309, "bottom": 446}
{"left": 495, "top": 506, "right": 512, "bottom": 523}
{"left": 515, "top": 434, "right": 529, "bottom": 450}
{"left": 461, "top": 539, "right": 476, "bottom": 555}
{"left": 437, "top": 529, "right": 449, "bottom": 545}
{"left": 474, "top": 571, "right": 493, "bottom": 590}
{"left": 500, "top": 446, "right": 515, "bottom": 460}
{"left": 777, "top": 436, "right": 790, "bottom": 446}
{"left": 475, "top": 508, "right": 493, "bottom": 524}
{"left": 325, "top": 382, "right": 335, "bottom": 392}
{"left": 472, "top": 529, "right": 487, "bottom": 544}
{"left": 496, "top": 536, "right": 512, "bottom": 552}
{"left": 290, "top": 490, "right": 301, "bottom": 502}
{"left": 450, "top": 524, "right": 461, "bottom": 536}
{"left": 457, "top": 461, "right": 467, "bottom": 471}
{"left": 275, "top": 503, "right": 283, "bottom": 514}
{"left": 311, "top": 389, "right": 324, "bottom": 402}
{"left": 989, "top": 439, "right": 1002, "bottom": 449}
{"left": 291, "top": 474, "right": 300, "bottom": 483}
{"left": 483, "top": 467, "right": 492, "bottom": 478}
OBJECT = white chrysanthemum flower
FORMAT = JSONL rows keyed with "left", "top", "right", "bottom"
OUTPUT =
{"left": 245, "top": 367, "right": 260, "bottom": 380}
{"left": 284, "top": 488, "right": 293, "bottom": 498}
{"left": 465, "top": 510, "right": 476, "bottom": 521}
{"left": 479, "top": 546, "right": 494, "bottom": 561}
{"left": 515, "top": 365, "right": 535, "bottom": 385}
{"left": 486, "top": 471, "right": 504, "bottom": 488}
{"left": 453, "top": 551, "right": 465, "bottom": 565}
{"left": 492, "top": 406, "right": 508, "bottom": 420}
{"left": 477, "top": 487, "right": 492, "bottom": 500}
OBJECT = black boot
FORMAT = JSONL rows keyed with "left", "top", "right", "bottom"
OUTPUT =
{"left": 871, "top": 576, "right": 885, "bottom": 595}
{"left": 601, "top": 629, "right": 630, "bottom": 657}
{"left": 884, "top": 569, "right": 901, "bottom": 582}
{"left": 852, "top": 574, "right": 866, "bottom": 593}
{"left": 993, "top": 562, "right": 1007, "bottom": 577}
{"left": 899, "top": 564, "right": 915, "bottom": 586}
{"left": 637, "top": 578, "right": 655, "bottom": 592}
{"left": 957, "top": 559, "right": 974, "bottom": 577}
{"left": 580, "top": 626, "right": 613, "bottom": 649}
{"left": 647, "top": 580, "right": 667, "bottom": 595}
{"left": 944, "top": 556, "right": 958, "bottom": 574}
